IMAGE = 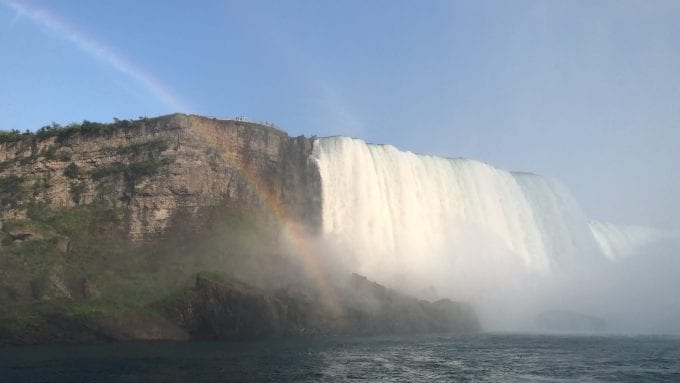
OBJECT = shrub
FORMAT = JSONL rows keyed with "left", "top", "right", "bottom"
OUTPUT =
{"left": 35, "top": 123, "right": 62, "bottom": 140}
{"left": 90, "top": 162, "right": 125, "bottom": 181}
{"left": 42, "top": 145, "right": 57, "bottom": 160}
{"left": 116, "top": 138, "right": 168, "bottom": 157}
{"left": 89, "top": 157, "right": 173, "bottom": 196}
{"left": 123, "top": 158, "right": 173, "bottom": 195}
{"left": 63, "top": 162, "right": 79, "bottom": 179}
{"left": 2, "top": 117, "right": 147, "bottom": 145}
{"left": 57, "top": 150, "right": 72, "bottom": 162}
{"left": 0, "top": 129, "right": 25, "bottom": 144}
{"left": 69, "top": 181, "right": 87, "bottom": 204}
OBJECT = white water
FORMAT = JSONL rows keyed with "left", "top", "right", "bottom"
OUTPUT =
{"left": 589, "top": 221, "right": 672, "bottom": 260}
{"left": 310, "top": 136, "right": 679, "bottom": 331}
{"left": 311, "top": 137, "right": 668, "bottom": 293}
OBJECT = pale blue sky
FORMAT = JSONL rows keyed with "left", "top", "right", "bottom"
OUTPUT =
{"left": 0, "top": 0, "right": 678, "bottom": 228}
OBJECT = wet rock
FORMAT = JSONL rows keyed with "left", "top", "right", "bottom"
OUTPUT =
{"left": 162, "top": 273, "right": 481, "bottom": 340}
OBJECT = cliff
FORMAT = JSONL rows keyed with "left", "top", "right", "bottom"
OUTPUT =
{"left": 0, "top": 114, "right": 479, "bottom": 343}
{"left": 161, "top": 273, "right": 479, "bottom": 340}
{"left": 0, "top": 113, "right": 320, "bottom": 240}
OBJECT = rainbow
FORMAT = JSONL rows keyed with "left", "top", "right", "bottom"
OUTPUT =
{"left": 0, "top": 0, "right": 192, "bottom": 113}
{"left": 191, "top": 116, "right": 345, "bottom": 321}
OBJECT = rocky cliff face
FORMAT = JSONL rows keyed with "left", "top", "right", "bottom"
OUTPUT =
{"left": 0, "top": 114, "right": 480, "bottom": 344}
{"left": 161, "top": 273, "right": 480, "bottom": 340}
{"left": 0, "top": 114, "right": 321, "bottom": 240}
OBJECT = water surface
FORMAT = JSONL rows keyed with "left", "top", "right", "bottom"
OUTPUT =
{"left": 1, "top": 333, "right": 679, "bottom": 382}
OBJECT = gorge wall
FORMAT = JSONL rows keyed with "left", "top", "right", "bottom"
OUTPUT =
{"left": 0, "top": 114, "right": 321, "bottom": 240}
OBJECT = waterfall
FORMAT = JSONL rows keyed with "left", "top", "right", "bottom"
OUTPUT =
{"left": 311, "top": 136, "right": 668, "bottom": 290}
{"left": 589, "top": 221, "right": 672, "bottom": 260}
{"left": 512, "top": 172, "right": 601, "bottom": 266}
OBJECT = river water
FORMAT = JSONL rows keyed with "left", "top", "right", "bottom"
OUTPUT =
{"left": 1, "top": 333, "right": 679, "bottom": 382}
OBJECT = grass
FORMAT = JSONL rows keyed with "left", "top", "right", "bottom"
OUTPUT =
{"left": 17, "top": 202, "right": 193, "bottom": 306}
{"left": 1, "top": 203, "right": 128, "bottom": 302}
{"left": 0, "top": 298, "right": 152, "bottom": 335}
{"left": 0, "top": 175, "right": 25, "bottom": 207}
{"left": 0, "top": 198, "right": 287, "bottom": 341}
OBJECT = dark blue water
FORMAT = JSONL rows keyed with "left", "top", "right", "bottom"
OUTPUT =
{"left": 1, "top": 333, "right": 679, "bottom": 382}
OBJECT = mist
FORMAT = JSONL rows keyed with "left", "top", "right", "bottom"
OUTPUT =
{"left": 310, "top": 135, "right": 680, "bottom": 335}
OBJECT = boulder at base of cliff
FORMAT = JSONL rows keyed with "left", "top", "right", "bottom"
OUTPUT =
{"left": 161, "top": 273, "right": 296, "bottom": 340}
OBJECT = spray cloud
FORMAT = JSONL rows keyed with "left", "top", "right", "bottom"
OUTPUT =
{"left": 311, "top": 136, "right": 680, "bottom": 333}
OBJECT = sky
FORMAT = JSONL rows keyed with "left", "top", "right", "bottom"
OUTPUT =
{"left": 0, "top": 0, "right": 678, "bottom": 229}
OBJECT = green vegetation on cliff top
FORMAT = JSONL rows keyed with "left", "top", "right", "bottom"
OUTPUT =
{"left": 0, "top": 115, "right": 284, "bottom": 145}
{"left": 0, "top": 118, "right": 142, "bottom": 145}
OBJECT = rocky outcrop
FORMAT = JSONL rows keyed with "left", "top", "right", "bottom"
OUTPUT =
{"left": 162, "top": 273, "right": 480, "bottom": 340}
{"left": 0, "top": 114, "right": 321, "bottom": 240}
{"left": 336, "top": 274, "right": 480, "bottom": 335}
{"left": 164, "top": 274, "right": 293, "bottom": 339}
